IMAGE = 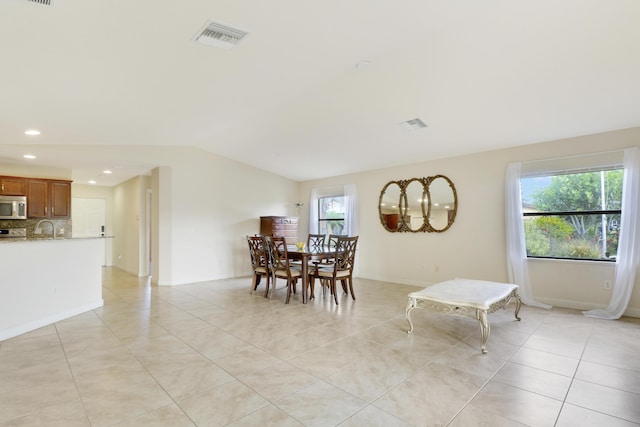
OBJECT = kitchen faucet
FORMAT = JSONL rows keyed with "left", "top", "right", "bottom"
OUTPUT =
{"left": 34, "top": 219, "right": 56, "bottom": 239}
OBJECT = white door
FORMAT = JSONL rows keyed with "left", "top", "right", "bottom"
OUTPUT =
{"left": 72, "top": 197, "right": 107, "bottom": 265}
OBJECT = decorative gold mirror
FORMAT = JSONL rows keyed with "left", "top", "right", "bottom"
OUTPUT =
{"left": 425, "top": 174, "right": 457, "bottom": 232}
{"left": 402, "top": 178, "right": 428, "bottom": 232}
{"left": 378, "top": 181, "right": 402, "bottom": 232}
{"left": 379, "top": 174, "right": 457, "bottom": 233}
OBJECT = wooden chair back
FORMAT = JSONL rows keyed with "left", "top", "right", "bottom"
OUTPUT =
{"left": 307, "top": 234, "right": 326, "bottom": 251}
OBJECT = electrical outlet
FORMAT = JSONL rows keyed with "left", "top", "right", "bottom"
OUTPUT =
{"left": 604, "top": 280, "right": 612, "bottom": 290}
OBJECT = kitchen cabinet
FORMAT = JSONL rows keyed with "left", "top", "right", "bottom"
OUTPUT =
{"left": 0, "top": 176, "right": 26, "bottom": 195}
{"left": 260, "top": 216, "right": 299, "bottom": 243}
{"left": 27, "top": 179, "right": 71, "bottom": 219}
{"left": 50, "top": 180, "right": 71, "bottom": 218}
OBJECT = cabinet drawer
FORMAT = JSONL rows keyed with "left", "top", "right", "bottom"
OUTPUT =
{"left": 273, "top": 232, "right": 298, "bottom": 241}
{"left": 272, "top": 223, "right": 297, "bottom": 231}
{"left": 272, "top": 218, "right": 298, "bottom": 225}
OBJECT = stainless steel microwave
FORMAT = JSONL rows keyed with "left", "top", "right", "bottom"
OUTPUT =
{"left": 0, "top": 195, "right": 27, "bottom": 219}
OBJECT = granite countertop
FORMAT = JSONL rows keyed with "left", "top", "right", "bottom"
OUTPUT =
{"left": 0, "top": 236, "right": 114, "bottom": 243}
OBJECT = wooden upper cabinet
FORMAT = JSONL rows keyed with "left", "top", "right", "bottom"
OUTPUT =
{"left": 50, "top": 180, "right": 71, "bottom": 218}
{"left": 27, "top": 179, "right": 49, "bottom": 218}
{"left": 26, "top": 178, "right": 72, "bottom": 219}
{"left": 0, "top": 176, "right": 26, "bottom": 195}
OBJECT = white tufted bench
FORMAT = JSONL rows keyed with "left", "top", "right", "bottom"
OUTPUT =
{"left": 406, "top": 279, "right": 522, "bottom": 354}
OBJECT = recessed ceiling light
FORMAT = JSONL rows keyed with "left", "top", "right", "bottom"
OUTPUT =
{"left": 23, "top": 154, "right": 36, "bottom": 159}
{"left": 25, "top": 129, "right": 40, "bottom": 136}
{"left": 103, "top": 170, "right": 112, "bottom": 174}
{"left": 88, "top": 180, "right": 97, "bottom": 185}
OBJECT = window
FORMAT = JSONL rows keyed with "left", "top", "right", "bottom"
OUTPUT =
{"left": 317, "top": 196, "right": 345, "bottom": 236}
{"left": 309, "top": 184, "right": 358, "bottom": 237}
{"left": 521, "top": 168, "right": 623, "bottom": 261}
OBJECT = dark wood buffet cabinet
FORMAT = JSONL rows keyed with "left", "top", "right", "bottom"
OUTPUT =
{"left": 260, "top": 216, "right": 299, "bottom": 243}
{"left": 0, "top": 175, "right": 71, "bottom": 219}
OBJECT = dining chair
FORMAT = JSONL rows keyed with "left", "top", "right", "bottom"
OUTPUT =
{"left": 266, "top": 236, "right": 303, "bottom": 303}
{"left": 309, "top": 236, "right": 358, "bottom": 304}
{"left": 307, "top": 233, "right": 326, "bottom": 250}
{"left": 328, "top": 234, "right": 346, "bottom": 248}
{"left": 247, "top": 235, "right": 271, "bottom": 297}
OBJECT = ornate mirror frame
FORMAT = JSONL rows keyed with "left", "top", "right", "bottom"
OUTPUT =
{"left": 378, "top": 174, "right": 457, "bottom": 233}
{"left": 378, "top": 180, "right": 403, "bottom": 232}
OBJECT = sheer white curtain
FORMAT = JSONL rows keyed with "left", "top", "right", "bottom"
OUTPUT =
{"left": 505, "top": 162, "right": 552, "bottom": 309}
{"left": 584, "top": 147, "right": 640, "bottom": 319}
{"left": 309, "top": 188, "right": 319, "bottom": 234}
{"left": 343, "top": 184, "right": 358, "bottom": 237}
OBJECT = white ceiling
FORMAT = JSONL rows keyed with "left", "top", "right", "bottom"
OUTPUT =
{"left": 1, "top": 0, "right": 639, "bottom": 186}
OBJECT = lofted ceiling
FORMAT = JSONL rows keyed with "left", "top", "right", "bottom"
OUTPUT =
{"left": 1, "top": 0, "right": 639, "bottom": 186}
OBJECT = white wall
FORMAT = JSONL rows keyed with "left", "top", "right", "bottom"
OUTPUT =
{"left": 0, "top": 165, "right": 71, "bottom": 180}
{"left": 112, "top": 176, "right": 145, "bottom": 276}
{"left": 157, "top": 148, "right": 299, "bottom": 285}
{"left": 152, "top": 166, "right": 172, "bottom": 285}
{"left": 298, "top": 127, "right": 640, "bottom": 316}
{"left": 0, "top": 239, "right": 104, "bottom": 340}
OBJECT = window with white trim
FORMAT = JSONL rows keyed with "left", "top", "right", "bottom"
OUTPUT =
{"left": 309, "top": 184, "right": 358, "bottom": 238}
{"left": 317, "top": 195, "right": 345, "bottom": 236}
{"left": 521, "top": 166, "right": 622, "bottom": 261}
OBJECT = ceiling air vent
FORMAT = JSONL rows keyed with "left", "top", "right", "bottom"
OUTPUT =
{"left": 26, "top": 0, "right": 54, "bottom": 5}
{"left": 399, "top": 118, "right": 427, "bottom": 131}
{"left": 194, "top": 20, "right": 248, "bottom": 50}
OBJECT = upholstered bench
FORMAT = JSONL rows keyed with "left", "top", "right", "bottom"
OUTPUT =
{"left": 406, "top": 279, "right": 522, "bottom": 354}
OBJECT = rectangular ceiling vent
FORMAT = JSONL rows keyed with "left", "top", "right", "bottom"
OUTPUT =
{"left": 195, "top": 20, "right": 248, "bottom": 50}
{"left": 399, "top": 118, "right": 427, "bottom": 131}
{"left": 26, "top": 0, "right": 55, "bottom": 5}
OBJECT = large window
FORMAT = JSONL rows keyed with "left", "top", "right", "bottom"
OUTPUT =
{"left": 521, "top": 168, "right": 623, "bottom": 261}
{"left": 317, "top": 196, "right": 345, "bottom": 236}
{"left": 310, "top": 184, "right": 357, "bottom": 237}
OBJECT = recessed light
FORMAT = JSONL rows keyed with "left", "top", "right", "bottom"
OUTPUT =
{"left": 23, "top": 154, "right": 37, "bottom": 159}
{"left": 88, "top": 180, "right": 97, "bottom": 185}
{"left": 25, "top": 129, "right": 41, "bottom": 136}
{"left": 103, "top": 170, "right": 112, "bottom": 174}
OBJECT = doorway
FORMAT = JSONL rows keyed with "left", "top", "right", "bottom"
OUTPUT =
{"left": 72, "top": 197, "right": 108, "bottom": 265}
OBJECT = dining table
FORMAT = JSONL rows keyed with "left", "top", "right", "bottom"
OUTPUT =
{"left": 286, "top": 245, "right": 338, "bottom": 303}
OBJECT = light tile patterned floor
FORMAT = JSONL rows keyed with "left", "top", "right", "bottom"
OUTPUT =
{"left": 1, "top": 267, "right": 640, "bottom": 426}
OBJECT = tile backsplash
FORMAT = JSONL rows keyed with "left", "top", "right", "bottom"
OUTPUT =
{"left": 0, "top": 218, "right": 72, "bottom": 239}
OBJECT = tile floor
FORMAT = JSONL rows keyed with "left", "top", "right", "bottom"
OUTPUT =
{"left": 1, "top": 268, "right": 640, "bottom": 426}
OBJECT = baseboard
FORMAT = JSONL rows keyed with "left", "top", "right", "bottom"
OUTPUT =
{"left": 356, "top": 274, "right": 435, "bottom": 288}
{"left": 535, "top": 297, "right": 640, "bottom": 318}
{"left": 0, "top": 299, "right": 104, "bottom": 341}
{"left": 622, "top": 307, "right": 640, "bottom": 318}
